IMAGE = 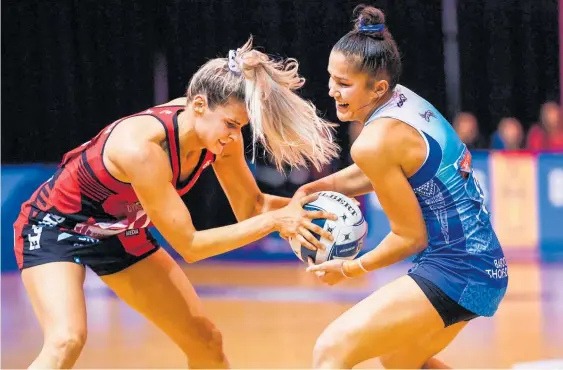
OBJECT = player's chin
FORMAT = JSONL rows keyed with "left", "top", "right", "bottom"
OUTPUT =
{"left": 335, "top": 110, "right": 353, "bottom": 122}
{"left": 208, "top": 141, "right": 224, "bottom": 155}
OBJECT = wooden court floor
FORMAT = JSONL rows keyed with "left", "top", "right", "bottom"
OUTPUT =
{"left": 2, "top": 260, "right": 562, "bottom": 369}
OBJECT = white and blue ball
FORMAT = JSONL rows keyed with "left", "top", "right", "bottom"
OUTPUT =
{"left": 289, "top": 191, "right": 368, "bottom": 264}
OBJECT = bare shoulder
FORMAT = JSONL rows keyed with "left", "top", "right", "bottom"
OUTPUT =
{"left": 106, "top": 114, "right": 166, "bottom": 154}
{"left": 351, "top": 118, "right": 425, "bottom": 172}
{"left": 104, "top": 115, "right": 171, "bottom": 183}
{"left": 156, "top": 97, "right": 187, "bottom": 107}
{"left": 351, "top": 118, "right": 404, "bottom": 160}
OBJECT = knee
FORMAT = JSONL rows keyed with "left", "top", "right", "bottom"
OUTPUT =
{"left": 379, "top": 350, "right": 432, "bottom": 369}
{"left": 312, "top": 333, "right": 349, "bottom": 369}
{"left": 200, "top": 323, "right": 224, "bottom": 357}
{"left": 45, "top": 328, "right": 87, "bottom": 360}
{"left": 379, "top": 353, "right": 403, "bottom": 369}
{"left": 192, "top": 316, "right": 224, "bottom": 352}
{"left": 183, "top": 316, "right": 226, "bottom": 363}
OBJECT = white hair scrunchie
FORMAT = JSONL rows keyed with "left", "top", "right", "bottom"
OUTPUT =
{"left": 228, "top": 49, "right": 242, "bottom": 75}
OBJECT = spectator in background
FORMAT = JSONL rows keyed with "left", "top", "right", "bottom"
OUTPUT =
{"left": 490, "top": 117, "right": 524, "bottom": 150}
{"left": 453, "top": 112, "right": 487, "bottom": 149}
{"left": 526, "top": 101, "right": 563, "bottom": 151}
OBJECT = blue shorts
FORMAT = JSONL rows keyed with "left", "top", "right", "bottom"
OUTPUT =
{"left": 408, "top": 272, "right": 478, "bottom": 327}
{"left": 409, "top": 251, "right": 508, "bottom": 317}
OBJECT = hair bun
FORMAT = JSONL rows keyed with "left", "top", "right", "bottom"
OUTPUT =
{"left": 353, "top": 4, "right": 386, "bottom": 39}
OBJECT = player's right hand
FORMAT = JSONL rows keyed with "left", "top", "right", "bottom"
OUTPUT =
{"left": 306, "top": 257, "right": 348, "bottom": 286}
{"left": 272, "top": 193, "right": 337, "bottom": 251}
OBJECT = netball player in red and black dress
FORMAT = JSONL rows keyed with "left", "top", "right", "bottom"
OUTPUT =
{"left": 13, "top": 38, "right": 339, "bottom": 369}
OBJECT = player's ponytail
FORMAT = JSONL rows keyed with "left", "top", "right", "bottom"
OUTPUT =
{"left": 230, "top": 37, "right": 339, "bottom": 172}
{"left": 187, "top": 37, "right": 339, "bottom": 172}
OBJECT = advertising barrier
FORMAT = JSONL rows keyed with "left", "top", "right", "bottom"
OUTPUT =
{"left": 2, "top": 152, "right": 562, "bottom": 272}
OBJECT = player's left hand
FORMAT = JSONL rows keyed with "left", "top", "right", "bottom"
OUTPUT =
{"left": 306, "top": 258, "right": 347, "bottom": 286}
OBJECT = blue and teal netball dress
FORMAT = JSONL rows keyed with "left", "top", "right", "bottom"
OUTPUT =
{"left": 366, "top": 85, "right": 508, "bottom": 317}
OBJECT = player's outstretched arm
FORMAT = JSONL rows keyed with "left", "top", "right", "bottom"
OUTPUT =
{"left": 112, "top": 141, "right": 336, "bottom": 262}
{"left": 342, "top": 119, "right": 427, "bottom": 277}
{"left": 309, "top": 119, "right": 429, "bottom": 280}
{"left": 296, "top": 163, "right": 374, "bottom": 199}
{"left": 213, "top": 136, "right": 291, "bottom": 221}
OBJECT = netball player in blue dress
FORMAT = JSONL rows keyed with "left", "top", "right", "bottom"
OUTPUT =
{"left": 301, "top": 5, "right": 508, "bottom": 369}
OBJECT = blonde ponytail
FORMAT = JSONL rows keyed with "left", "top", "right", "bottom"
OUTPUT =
{"left": 231, "top": 37, "right": 339, "bottom": 172}
{"left": 187, "top": 36, "right": 340, "bottom": 172}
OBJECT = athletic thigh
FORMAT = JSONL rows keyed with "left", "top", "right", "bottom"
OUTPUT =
{"left": 379, "top": 321, "right": 467, "bottom": 369}
{"left": 314, "top": 275, "right": 445, "bottom": 368}
{"left": 100, "top": 248, "right": 216, "bottom": 352}
{"left": 21, "top": 262, "right": 87, "bottom": 341}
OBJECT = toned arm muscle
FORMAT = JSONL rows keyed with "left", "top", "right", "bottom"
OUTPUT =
{"left": 343, "top": 119, "right": 428, "bottom": 276}
{"left": 213, "top": 138, "right": 290, "bottom": 221}
{"left": 112, "top": 142, "right": 284, "bottom": 262}
{"left": 102, "top": 115, "right": 286, "bottom": 263}
{"left": 298, "top": 163, "right": 374, "bottom": 197}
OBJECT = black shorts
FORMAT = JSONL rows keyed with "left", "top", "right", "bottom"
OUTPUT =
{"left": 15, "top": 224, "right": 160, "bottom": 276}
{"left": 408, "top": 273, "right": 479, "bottom": 327}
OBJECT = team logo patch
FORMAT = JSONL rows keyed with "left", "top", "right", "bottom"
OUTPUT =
{"left": 125, "top": 229, "right": 140, "bottom": 237}
{"left": 419, "top": 110, "right": 436, "bottom": 122}
{"left": 396, "top": 93, "right": 407, "bottom": 107}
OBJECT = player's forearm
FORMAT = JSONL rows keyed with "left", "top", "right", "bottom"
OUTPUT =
{"left": 182, "top": 212, "right": 276, "bottom": 262}
{"left": 301, "top": 164, "right": 373, "bottom": 197}
{"left": 229, "top": 193, "right": 290, "bottom": 222}
{"left": 343, "top": 231, "right": 426, "bottom": 277}
{"left": 259, "top": 194, "right": 291, "bottom": 213}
